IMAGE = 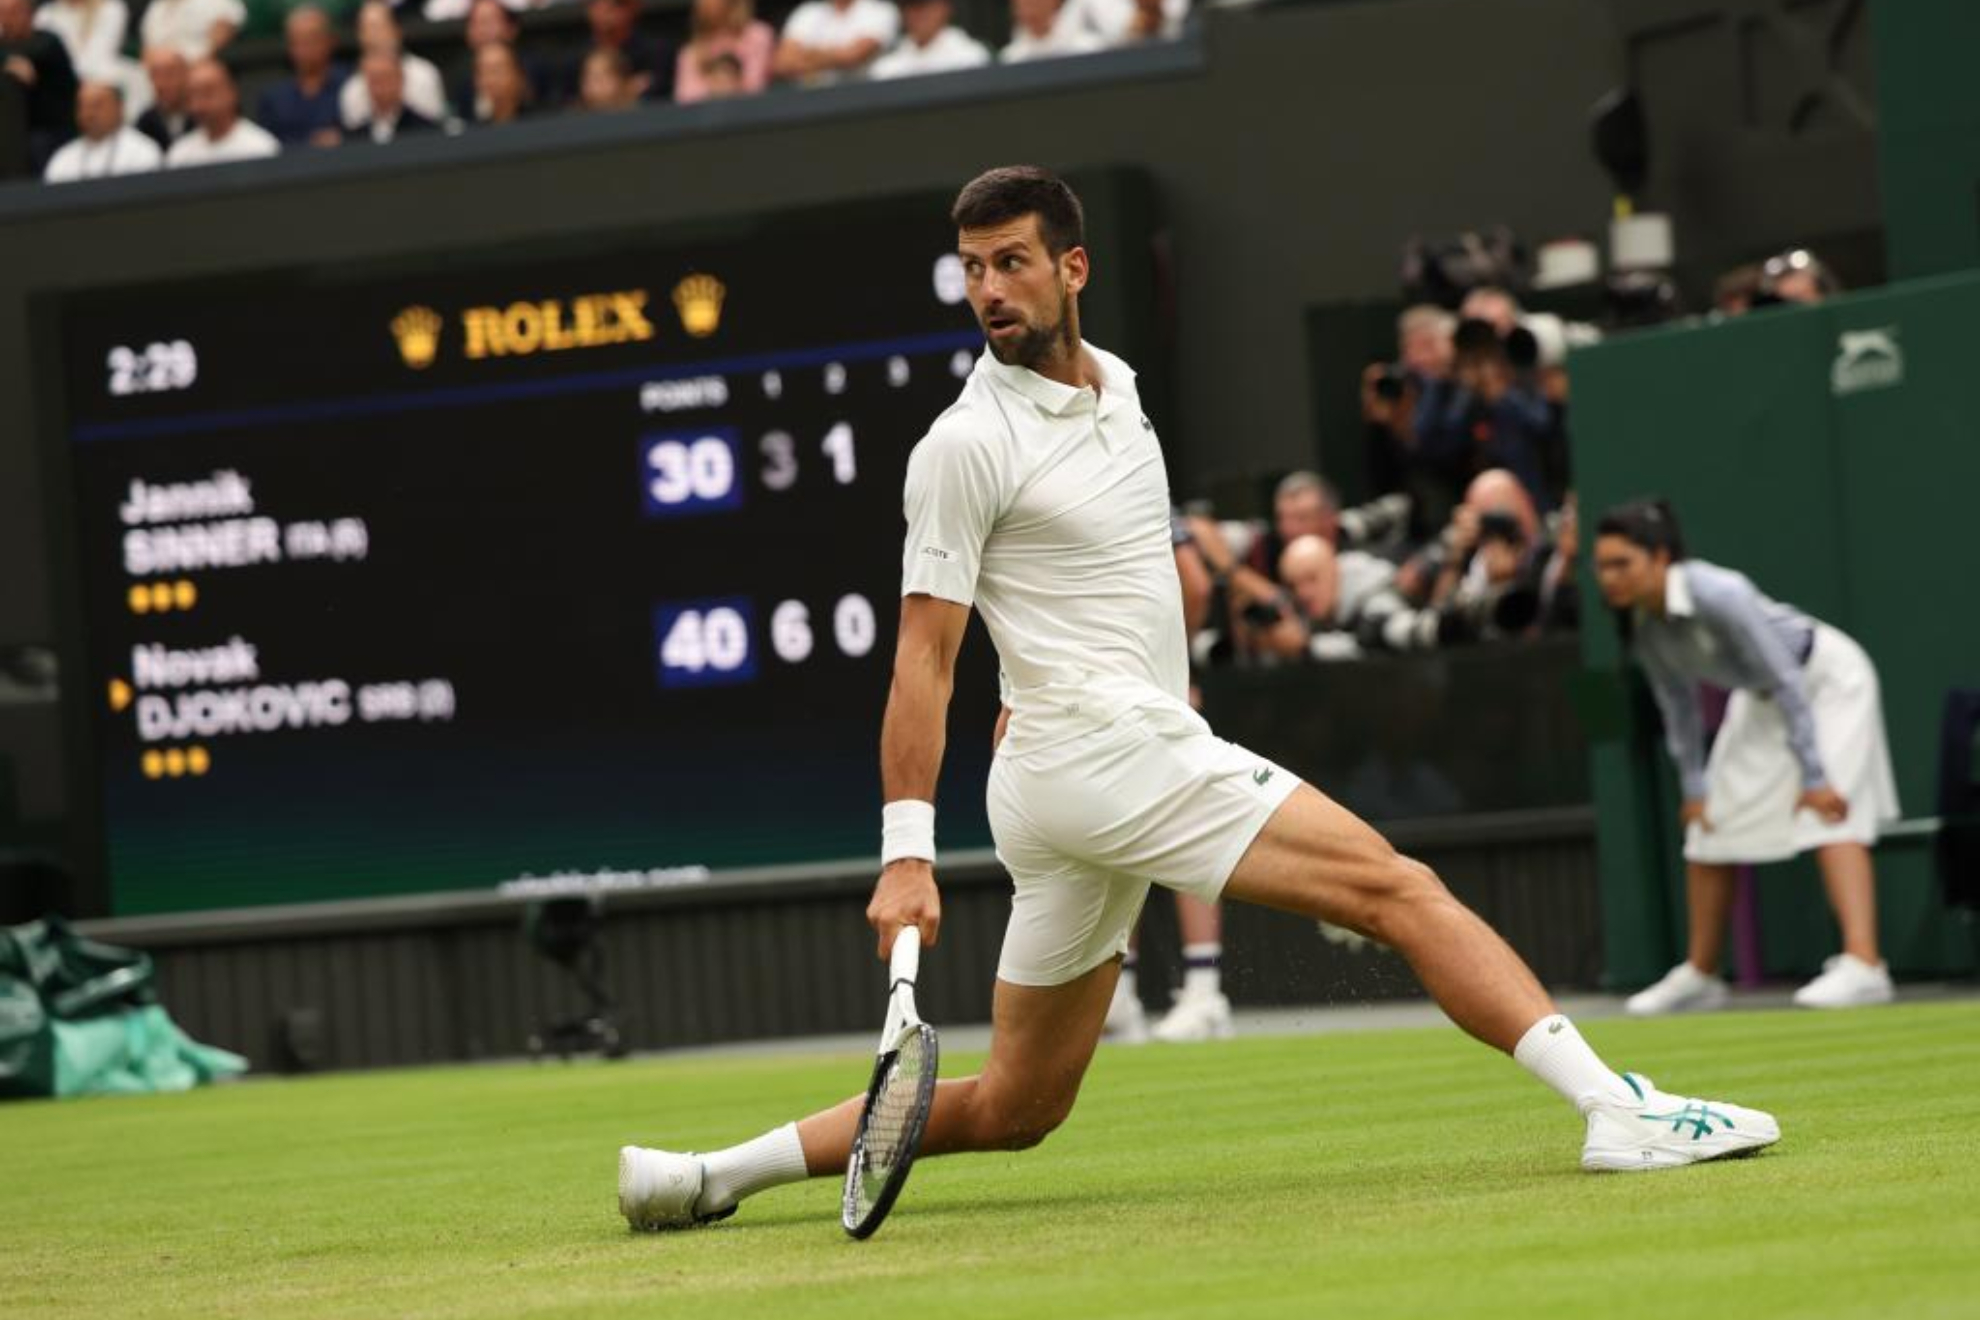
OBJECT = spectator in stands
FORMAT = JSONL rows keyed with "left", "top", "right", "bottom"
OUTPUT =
{"left": 1, "top": 0, "right": 80, "bottom": 174}
{"left": 569, "top": 0, "right": 674, "bottom": 103}
{"left": 578, "top": 46, "right": 639, "bottom": 110}
{"left": 471, "top": 40, "right": 532, "bottom": 124}
{"left": 694, "top": 50, "right": 747, "bottom": 97}
{"left": 772, "top": 0, "right": 898, "bottom": 85}
{"left": 452, "top": 0, "right": 548, "bottom": 120}
{"left": 674, "top": 0, "right": 772, "bottom": 102}
{"left": 343, "top": 46, "right": 436, "bottom": 141}
{"left": 1758, "top": 248, "right": 1838, "bottom": 306}
{"left": 166, "top": 55, "right": 279, "bottom": 165}
{"left": 1252, "top": 534, "right": 1402, "bottom": 662}
{"left": 44, "top": 79, "right": 161, "bottom": 180}
{"left": 1459, "top": 285, "right": 1521, "bottom": 337}
{"left": 1001, "top": 0, "right": 1102, "bottom": 61}
{"left": 1066, "top": 0, "right": 1186, "bottom": 45}
{"left": 136, "top": 46, "right": 194, "bottom": 148}
{"left": 869, "top": 0, "right": 989, "bottom": 80}
{"left": 1713, "top": 262, "right": 1763, "bottom": 318}
{"left": 138, "top": 0, "right": 244, "bottom": 60}
{"left": 1439, "top": 316, "right": 1554, "bottom": 509}
{"left": 33, "top": 0, "right": 128, "bottom": 86}
{"left": 341, "top": 1, "right": 447, "bottom": 130}
{"left": 1362, "top": 304, "right": 1462, "bottom": 539}
{"left": 257, "top": 5, "right": 349, "bottom": 147}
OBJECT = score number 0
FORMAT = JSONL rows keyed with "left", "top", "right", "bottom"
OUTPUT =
{"left": 656, "top": 594, "right": 877, "bottom": 688}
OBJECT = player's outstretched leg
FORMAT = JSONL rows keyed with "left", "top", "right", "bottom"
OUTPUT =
{"left": 620, "top": 959, "right": 1118, "bottom": 1229}
{"left": 1221, "top": 784, "right": 1780, "bottom": 1172}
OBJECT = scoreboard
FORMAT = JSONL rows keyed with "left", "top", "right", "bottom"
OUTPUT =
{"left": 44, "top": 191, "right": 1124, "bottom": 916}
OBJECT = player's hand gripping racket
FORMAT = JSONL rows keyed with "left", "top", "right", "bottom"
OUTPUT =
{"left": 842, "top": 925, "right": 940, "bottom": 1239}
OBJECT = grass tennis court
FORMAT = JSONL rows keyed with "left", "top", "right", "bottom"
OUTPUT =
{"left": 6, "top": 1001, "right": 1977, "bottom": 1320}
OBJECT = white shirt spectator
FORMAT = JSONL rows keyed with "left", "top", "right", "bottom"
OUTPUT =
{"left": 34, "top": 0, "right": 128, "bottom": 81}
{"left": 1063, "top": 0, "right": 1186, "bottom": 43}
{"left": 1001, "top": 8, "right": 1103, "bottom": 62}
{"left": 871, "top": 27, "right": 989, "bottom": 79}
{"left": 166, "top": 117, "right": 279, "bottom": 167}
{"left": 44, "top": 125, "right": 162, "bottom": 181}
{"left": 781, "top": 0, "right": 899, "bottom": 61}
{"left": 422, "top": 0, "right": 527, "bottom": 19}
{"left": 139, "top": 0, "right": 247, "bottom": 61}
{"left": 870, "top": 25, "right": 989, "bottom": 79}
{"left": 339, "top": 52, "right": 447, "bottom": 128}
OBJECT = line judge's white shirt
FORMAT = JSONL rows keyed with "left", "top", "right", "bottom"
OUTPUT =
{"left": 900, "top": 343, "right": 1188, "bottom": 744}
{"left": 44, "top": 126, "right": 163, "bottom": 182}
{"left": 165, "top": 117, "right": 280, "bottom": 168}
{"left": 869, "top": 26, "right": 991, "bottom": 79}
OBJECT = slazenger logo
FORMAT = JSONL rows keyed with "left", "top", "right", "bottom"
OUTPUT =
{"left": 1831, "top": 327, "right": 1903, "bottom": 397}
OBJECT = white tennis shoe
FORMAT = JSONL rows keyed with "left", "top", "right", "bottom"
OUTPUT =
{"left": 1151, "top": 988, "right": 1234, "bottom": 1043}
{"left": 1793, "top": 954, "right": 1894, "bottom": 1009}
{"left": 1581, "top": 1073, "right": 1781, "bottom": 1172}
{"left": 1624, "top": 962, "right": 1728, "bottom": 1016}
{"left": 618, "top": 1146, "right": 733, "bottom": 1230}
{"left": 1103, "top": 978, "right": 1149, "bottom": 1044}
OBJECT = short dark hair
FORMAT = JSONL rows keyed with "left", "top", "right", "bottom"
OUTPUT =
{"left": 1595, "top": 498, "right": 1687, "bottom": 561}
{"left": 950, "top": 166, "right": 1085, "bottom": 256}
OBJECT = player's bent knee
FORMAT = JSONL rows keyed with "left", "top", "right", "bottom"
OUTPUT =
{"left": 1359, "top": 856, "right": 1456, "bottom": 945}
{"left": 975, "top": 1089, "right": 1074, "bottom": 1152}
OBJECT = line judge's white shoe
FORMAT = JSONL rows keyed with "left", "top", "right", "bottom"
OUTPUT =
{"left": 1792, "top": 954, "right": 1895, "bottom": 1009}
{"left": 1151, "top": 988, "right": 1234, "bottom": 1043}
{"left": 618, "top": 1146, "right": 734, "bottom": 1230}
{"left": 1581, "top": 1073, "right": 1781, "bottom": 1172}
{"left": 1624, "top": 962, "right": 1729, "bottom": 1017}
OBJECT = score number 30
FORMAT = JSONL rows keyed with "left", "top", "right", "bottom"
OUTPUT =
{"left": 656, "top": 594, "right": 877, "bottom": 688}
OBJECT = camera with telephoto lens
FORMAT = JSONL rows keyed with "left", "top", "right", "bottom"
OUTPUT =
{"left": 1372, "top": 364, "right": 1410, "bottom": 402}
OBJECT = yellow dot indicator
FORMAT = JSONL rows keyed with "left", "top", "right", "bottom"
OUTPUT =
{"left": 164, "top": 748, "right": 187, "bottom": 778}
{"left": 187, "top": 746, "right": 211, "bottom": 776}
{"left": 149, "top": 582, "right": 173, "bottom": 612}
{"left": 129, "top": 585, "right": 152, "bottom": 614}
{"left": 109, "top": 679, "right": 133, "bottom": 712}
{"left": 141, "top": 750, "right": 165, "bottom": 780}
{"left": 173, "top": 580, "right": 198, "bottom": 610}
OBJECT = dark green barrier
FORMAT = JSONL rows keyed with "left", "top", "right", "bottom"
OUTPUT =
{"left": 1199, "top": 639, "right": 1590, "bottom": 823}
{"left": 1570, "top": 272, "right": 1980, "bottom": 985}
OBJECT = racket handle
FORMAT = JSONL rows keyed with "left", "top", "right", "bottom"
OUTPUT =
{"left": 890, "top": 925, "right": 922, "bottom": 986}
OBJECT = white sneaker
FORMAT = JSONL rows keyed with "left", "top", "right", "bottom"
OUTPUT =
{"left": 1624, "top": 963, "right": 1728, "bottom": 1017}
{"left": 1103, "top": 978, "right": 1149, "bottom": 1044}
{"left": 1151, "top": 988, "right": 1234, "bottom": 1043}
{"left": 1581, "top": 1073, "right": 1781, "bottom": 1172}
{"left": 1793, "top": 954, "right": 1895, "bottom": 1009}
{"left": 618, "top": 1146, "right": 733, "bottom": 1231}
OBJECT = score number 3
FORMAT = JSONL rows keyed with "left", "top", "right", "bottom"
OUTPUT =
{"left": 758, "top": 423, "right": 856, "bottom": 493}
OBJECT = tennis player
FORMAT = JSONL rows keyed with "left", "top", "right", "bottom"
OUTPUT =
{"left": 1594, "top": 500, "right": 1900, "bottom": 1013}
{"left": 619, "top": 169, "right": 1779, "bottom": 1228}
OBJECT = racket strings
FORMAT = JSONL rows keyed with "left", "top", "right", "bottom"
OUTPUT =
{"left": 854, "top": 1030, "right": 932, "bottom": 1213}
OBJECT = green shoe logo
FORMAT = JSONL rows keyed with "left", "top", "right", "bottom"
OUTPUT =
{"left": 1640, "top": 1102, "right": 1735, "bottom": 1140}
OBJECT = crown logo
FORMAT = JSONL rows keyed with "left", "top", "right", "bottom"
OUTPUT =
{"left": 391, "top": 305, "right": 443, "bottom": 369}
{"left": 672, "top": 274, "right": 725, "bottom": 338}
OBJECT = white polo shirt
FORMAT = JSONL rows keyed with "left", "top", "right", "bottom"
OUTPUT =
{"left": 781, "top": 0, "right": 899, "bottom": 57}
{"left": 869, "top": 26, "right": 991, "bottom": 80}
{"left": 165, "top": 118, "right": 280, "bottom": 168}
{"left": 44, "top": 128, "right": 163, "bottom": 182}
{"left": 901, "top": 343, "right": 1188, "bottom": 746}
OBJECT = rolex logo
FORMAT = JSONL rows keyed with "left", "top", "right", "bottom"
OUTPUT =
{"left": 392, "top": 305, "right": 443, "bottom": 369}
{"left": 672, "top": 274, "right": 725, "bottom": 338}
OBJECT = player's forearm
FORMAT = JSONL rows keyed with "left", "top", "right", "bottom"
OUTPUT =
{"left": 880, "top": 661, "right": 952, "bottom": 803}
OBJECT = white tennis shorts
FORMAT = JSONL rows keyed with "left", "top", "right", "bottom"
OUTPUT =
{"left": 1686, "top": 623, "right": 1901, "bottom": 864}
{"left": 987, "top": 699, "right": 1300, "bottom": 986}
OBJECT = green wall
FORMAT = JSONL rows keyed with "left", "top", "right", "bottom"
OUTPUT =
{"left": 1873, "top": 0, "right": 1980, "bottom": 280}
{"left": 1571, "top": 273, "right": 1980, "bottom": 986}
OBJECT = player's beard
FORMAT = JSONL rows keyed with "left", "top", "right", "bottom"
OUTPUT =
{"left": 985, "top": 286, "right": 1076, "bottom": 370}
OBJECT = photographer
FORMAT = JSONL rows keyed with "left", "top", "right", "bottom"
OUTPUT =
{"left": 1247, "top": 534, "right": 1403, "bottom": 663}
{"left": 1362, "top": 305, "right": 1463, "bottom": 540}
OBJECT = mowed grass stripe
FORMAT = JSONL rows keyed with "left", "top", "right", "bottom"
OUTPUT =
{"left": 3, "top": 1002, "right": 1976, "bottom": 1320}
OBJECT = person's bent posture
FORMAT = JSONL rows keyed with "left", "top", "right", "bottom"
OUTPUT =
{"left": 619, "top": 170, "right": 1780, "bottom": 1231}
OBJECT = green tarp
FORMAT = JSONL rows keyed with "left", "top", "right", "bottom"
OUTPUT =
{"left": 0, "top": 916, "right": 247, "bottom": 1100}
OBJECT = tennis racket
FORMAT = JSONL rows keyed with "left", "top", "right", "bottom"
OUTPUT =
{"left": 842, "top": 924, "right": 940, "bottom": 1240}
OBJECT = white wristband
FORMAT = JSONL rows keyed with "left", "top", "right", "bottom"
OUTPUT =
{"left": 881, "top": 799, "right": 936, "bottom": 867}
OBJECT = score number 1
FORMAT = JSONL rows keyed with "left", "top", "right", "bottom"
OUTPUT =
{"left": 643, "top": 425, "right": 858, "bottom": 517}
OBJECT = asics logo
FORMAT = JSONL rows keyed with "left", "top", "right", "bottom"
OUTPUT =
{"left": 1641, "top": 1102, "right": 1736, "bottom": 1140}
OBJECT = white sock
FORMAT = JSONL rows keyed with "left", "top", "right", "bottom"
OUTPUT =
{"left": 1513, "top": 1015, "right": 1635, "bottom": 1113}
{"left": 696, "top": 1122, "right": 808, "bottom": 1214}
{"left": 1117, "top": 957, "right": 1138, "bottom": 1001}
{"left": 1182, "top": 942, "right": 1222, "bottom": 999}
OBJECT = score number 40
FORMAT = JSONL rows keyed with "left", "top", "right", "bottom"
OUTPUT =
{"left": 642, "top": 425, "right": 855, "bottom": 517}
{"left": 656, "top": 594, "right": 877, "bottom": 688}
